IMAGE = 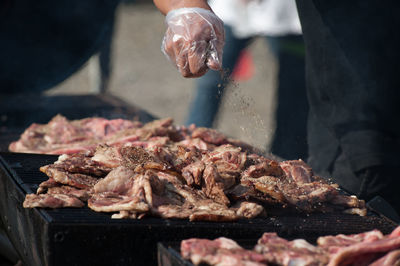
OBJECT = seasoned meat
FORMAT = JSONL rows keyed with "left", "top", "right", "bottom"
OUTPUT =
{"left": 279, "top": 159, "right": 314, "bottom": 183}
{"left": 9, "top": 114, "right": 138, "bottom": 154}
{"left": 191, "top": 127, "right": 227, "bottom": 145}
{"left": 181, "top": 227, "right": 400, "bottom": 266}
{"left": 202, "top": 164, "right": 230, "bottom": 206}
{"left": 326, "top": 230, "right": 400, "bottom": 266}
{"left": 89, "top": 171, "right": 152, "bottom": 213}
{"left": 181, "top": 237, "right": 266, "bottom": 266}
{"left": 20, "top": 115, "right": 367, "bottom": 221}
{"left": 242, "top": 159, "right": 284, "bottom": 179}
{"left": 40, "top": 165, "right": 99, "bottom": 189}
{"left": 93, "top": 167, "right": 136, "bottom": 194}
{"left": 36, "top": 178, "right": 60, "bottom": 194}
{"left": 23, "top": 193, "right": 84, "bottom": 208}
{"left": 317, "top": 229, "right": 384, "bottom": 253}
{"left": 91, "top": 144, "right": 123, "bottom": 168}
{"left": 54, "top": 153, "right": 112, "bottom": 177}
{"left": 369, "top": 249, "right": 400, "bottom": 266}
{"left": 181, "top": 160, "right": 205, "bottom": 186}
{"left": 255, "top": 233, "right": 329, "bottom": 266}
{"left": 47, "top": 186, "right": 91, "bottom": 201}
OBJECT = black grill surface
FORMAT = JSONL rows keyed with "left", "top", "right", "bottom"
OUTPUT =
{"left": 0, "top": 152, "right": 397, "bottom": 266}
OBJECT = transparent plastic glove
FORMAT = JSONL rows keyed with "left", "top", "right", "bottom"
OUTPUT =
{"left": 162, "top": 7, "right": 225, "bottom": 78}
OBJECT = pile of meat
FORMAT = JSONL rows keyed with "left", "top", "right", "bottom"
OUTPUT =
{"left": 19, "top": 115, "right": 367, "bottom": 221}
{"left": 181, "top": 226, "right": 400, "bottom": 265}
{"left": 9, "top": 114, "right": 142, "bottom": 154}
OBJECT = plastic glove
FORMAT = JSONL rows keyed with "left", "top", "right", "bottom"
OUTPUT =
{"left": 162, "top": 7, "right": 225, "bottom": 78}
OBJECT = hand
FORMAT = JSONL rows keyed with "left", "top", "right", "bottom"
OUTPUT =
{"left": 162, "top": 8, "right": 225, "bottom": 78}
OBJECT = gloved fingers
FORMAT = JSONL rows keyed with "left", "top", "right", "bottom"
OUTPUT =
{"left": 206, "top": 16, "right": 225, "bottom": 71}
{"left": 206, "top": 39, "right": 224, "bottom": 71}
{"left": 188, "top": 40, "right": 209, "bottom": 75}
{"left": 163, "top": 29, "right": 191, "bottom": 77}
{"left": 162, "top": 8, "right": 225, "bottom": 78}
{"left": 173, "top": 38, "right": 191, "bottom": 77}
{"left": 175, "top": 45, "right": 190, "bottom": 77}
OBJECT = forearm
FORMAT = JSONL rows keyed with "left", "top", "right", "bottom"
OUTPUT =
{"left": 153, "top": 0, "right": 211, "bottom": 15}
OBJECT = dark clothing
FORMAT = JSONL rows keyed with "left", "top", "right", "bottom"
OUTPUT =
{"left": 0, "top": 0, "right": 119, "bottom": 93}
{"left": 186, "top": 26, "right": 308, "bottom": 160}
{"left": 296, "top": 0, "right": 400, "bottom": 209}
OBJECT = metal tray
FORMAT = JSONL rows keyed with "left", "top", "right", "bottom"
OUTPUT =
{"left": 0, "top": 152, "right": 397, "bottom": 266}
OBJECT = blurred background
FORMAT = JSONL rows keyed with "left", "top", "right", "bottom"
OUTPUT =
{"left": 44, "top": 0, "right": 279, "bottom": 153}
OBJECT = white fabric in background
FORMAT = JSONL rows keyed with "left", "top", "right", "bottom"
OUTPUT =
{"left": 209, "top": 0, "right": 302, "bottom": 38}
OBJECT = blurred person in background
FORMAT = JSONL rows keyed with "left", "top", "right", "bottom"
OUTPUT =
{"left": 185, "top": 0, "right": 308, "bottom": 160}
{"left": 156, "top": 0, "right": 400, "bottom": 211}
{"left": 0, "top": 0, "right": 119, "bottom": 94}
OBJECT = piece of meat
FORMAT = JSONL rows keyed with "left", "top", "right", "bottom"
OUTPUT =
{"left": 191, "top": 127, "right": 227, "bottom": 145}
{"left": 206, "top": 145, "right": 247, "bottom": 173}
{"left": 279, "top": 159, "right": 314, "bottom": 183}
{"left": 131, "top": 118, "right": 178, "bottom": 141}
{"left": 45, "top": 146, "right": 96, "bottom": 155}
{"left": 255, "top": 233, "right": 329, "bottom": 266}
{"left": 88, "top": 192, "right": 150, "bottom": 213}
{"left": 156, "top": 202, "right": 240, "bottom": 222}
{"left": 93, "top": 167, "right": 136, "bottom": 194}
{"left": 330, "top": 194, "right": 366, "bottom": 209}
{"left": 23, "top": 193, "right": 84, "bottom": 208}
{"left": 369, "top": 249, "right": 400, "bottom": 266}
{"left": 167, "top": 145, "right": 204, "bottom": 171}
{"left": 278, "top": 181, "right": 339, "bottom": 212}
{"left": 120, "top": 146, "right": 168, "bottom": 171}
{"left": 47, "top": 186, "right": 91, "bottom": 201}
{"left": 111, "top": 211, "right": 142, "bottom": 219}
{"left": 36, "top": 178, "right": 60, "bottom": 194}
{"left": 241, "top": 176, "right": 286, "bottom": 203}
{"left": 153, "top": 182, "right": 244, "bottom": 222}
{"left": 76, "top": 116, "right": 137, "bottom": 139}
{"left": 342, "top": 207, "right": 367, "bottom": 216}
{"left": 242, "top": 159, "right": 284, "bottom": 179}
{"left": 9, "top": 114, "right": 138, "bottom": 154}
{"left": 178, "top": 138, "right": 213, "bottom": 151}
{"left": 91, "top": 144, "right": 123, "bottom": 168}
{"left": 181, "top": 237, "right": 266, "bottom": 266}
{"left": 154, "top": 170, "right": 183, "bottom": 185}
{"left": 318, "top": 229, "right": 384, "bottom": 255}
{"left": 40, "top": 165, "right": 99, "bottom": 189}
{"left": 181, "top": 160, "right": 205, "bottom": 186}
{"left": 327, "top": 228, "right": 400, "bottom": 266}
{"left": 235, "top": 201, "right": 264, "bottom": 219}
{"left": 318, "top": 229, "right": 384, "bottom": 249}
{"left": 54, "top": 153, "right": 112, "bottom": 177}
{"left": 201, "top": 144, "right": 247, "bottom": 196}
{"left": 226, "top": 184, "right": 281, "bottom": 208}
{"left": 390, "top": 227, "right": 400, "bottom": 238}
{"left": 89, "top": 169, "right": 155, "bottom": 213}
{"left": 202, "top": 164, "right": 230, "bottom": 206}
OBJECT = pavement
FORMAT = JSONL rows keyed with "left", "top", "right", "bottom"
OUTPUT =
{"left": 46, "top": 1, "right": 278, "bottom": 153}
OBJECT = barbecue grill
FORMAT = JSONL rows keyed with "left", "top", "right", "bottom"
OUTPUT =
{"left": 0, "top": 151, "right": 397, "bottom": 266}
{"left": 0, "top": 94, "right": 398, "bottom": 266}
